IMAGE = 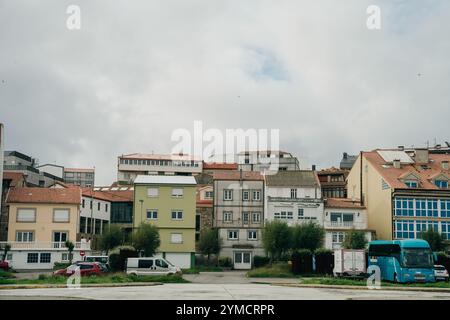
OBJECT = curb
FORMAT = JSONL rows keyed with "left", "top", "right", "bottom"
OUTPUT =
{"left": 0, "top": 282, "right": 163, "bottom": 290}
{"left": 265, "top": 282, "right": 450, "bottom": 293}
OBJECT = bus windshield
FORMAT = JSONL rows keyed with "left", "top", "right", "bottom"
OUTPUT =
{"left": 401, "top": 248, "right": 434, "bottom": 268}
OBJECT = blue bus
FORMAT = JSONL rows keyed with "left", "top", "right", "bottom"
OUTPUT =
{"left": 367, "top": 239, "right": 435, "bottom": 283}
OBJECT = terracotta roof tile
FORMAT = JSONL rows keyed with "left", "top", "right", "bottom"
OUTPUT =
{"left": 325, "top": 198, "right": 365, "bottom": 209}
{"left": 7, "top": 187, "right": 81, "bottom": 205}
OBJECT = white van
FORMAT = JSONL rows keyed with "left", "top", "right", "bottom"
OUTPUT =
{"left": 126, "top": 257, "right": 181, "bottom": 276}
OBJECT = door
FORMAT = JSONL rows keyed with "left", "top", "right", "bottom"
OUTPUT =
{"left": 53, "top": 232, "right": 68, "bottom": 248}
{"left": 233, "top": 251, "right": 252, "bottom": 270}
{"left": 155, "top": 258, "right": 170, "bottom": 275}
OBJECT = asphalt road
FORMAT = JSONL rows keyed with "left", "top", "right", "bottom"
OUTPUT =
{"left": 2, "top": 283, "right": 450, "bottom": 300}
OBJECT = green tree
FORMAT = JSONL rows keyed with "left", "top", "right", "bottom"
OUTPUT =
{"left": 198, "top": 228, "right": 221, "bottom": 265}
{"left": 99, "top": 225, "right": 123, "bottom": 254}
{"left": 133, "top": 223, "right": 161, "bottom": 256}
{"left": 342, "top": 230, "right": 368, "bottom": 249}
{"left": 65, "top": 240, "right": 75, "bottom": 264}
{"left": 2, "top": 243, "right": 11, "bottom": 260}
{"left": 420, "top": 229, "right": 447, "bottom": 252}
{"left": 291, "top": 222, "right": 325, "bottom": 252}
{"left": 262, "top": 220, "right": 291, "bottom": 263}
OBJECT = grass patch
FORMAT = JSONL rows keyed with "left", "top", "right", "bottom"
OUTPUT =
{"left": 0, "top": 269, "right": 15, "bottom": 280}
{"left": 247, "top": 263, "right": 296, "bottom": 278}
{"left": 0, "top": 272, "right": 188, "bottom": 285}
{"left": 300, "top": 277, "right": 450, "bottom": 288}
{"left": 182, "top": 266, "right": 224, "bottom": 274}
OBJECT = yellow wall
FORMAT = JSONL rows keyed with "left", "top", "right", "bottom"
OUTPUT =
{"left": 347, "top": 154, "right": 393, "bottom": 240}
{"left": 134, "top": 185, "right": 196, "bottom": 253}
{"left": 7, "top": 203, "right": 79, "bottom": 242}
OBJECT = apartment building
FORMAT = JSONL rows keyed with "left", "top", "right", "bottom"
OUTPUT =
{"left": 64, "top": 168, "right": 95, "bottom": 187}
{"left": 318, "top": 167, "right": 348, "bottom": 199}
{"left": 347, "top": 148, "right": 450, "bottom": 241}
{"left": 3, "top": 151, "right": 63, "bottom": 187}
{"left": 213, "top": 171, "right": 265, "bottom": 270}
{"left": 133, "top": 175, "right": 197, "bottom": 268}
{"left": 79, "top": 188, "right": 111, "bottom": 242}
{"left": 265, "top": 170, "right": 323, "bottom": 226}
{"left": 323, "top": 198, "right": 374, "bottom": 249}
{"left": 3, "top": 187, "right": 90, "bottom": 270}
{"left": 237, "top": 150, "right": 301, "bottom": 173}
{"left": 0, "top": 173, "right": 26, "bottom": 241}
{"left": 117, "top": 153, "right": 202, "bottom": 184}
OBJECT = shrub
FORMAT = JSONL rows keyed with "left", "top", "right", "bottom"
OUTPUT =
{"left": 198, "top": 229, "right": 221, "bottom": 264}
{"left": 218, "top": 256, "right": 232, "bottom": 268}
{"left": 291, "top": 222, "right": 325, "bottom": 252}
{"left": 342, "top": 230, "right": 368, "bottom": 249}
{"left": 53, "top": 262, "right": 71, "bottom": 270}
{"left": 108, "top": 245, "right": 138, "bottom": 272}
{"left": 38, "top": 274, "right": 48, "bottom": 280}
{"left": 133, "top": 223, "right": 160, "bottom": 256}
{"left": 291, "top": 249, "right": 313, "bottom": 274}
{"left": 262, "top": 220, "right": 291, "bottom": 263}
{"left": 314, "top": 249, "right": 334, "bottom": 274}
{"left": 253, "top": 256, "right": 270, "bottom": 268}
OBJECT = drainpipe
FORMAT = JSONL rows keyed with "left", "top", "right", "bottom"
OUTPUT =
{"left": 360, "top": 151, "right": 363, "bottom": 206}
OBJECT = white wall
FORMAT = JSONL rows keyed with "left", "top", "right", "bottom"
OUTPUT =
{"left": 7, "top": 250, "right": 89, "bottom": 270}
{"left": 80, "top": 196, "right": 111, "bottom": 221}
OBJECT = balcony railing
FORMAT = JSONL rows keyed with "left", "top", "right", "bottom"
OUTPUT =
{"left": 0, "top": 241, "right": 90, "bottom": 250}
{"left": 325, "top": 221, "right": 355, "bottom": 229}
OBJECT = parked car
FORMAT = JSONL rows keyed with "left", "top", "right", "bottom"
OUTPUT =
{"left": 83, "top": 255, "right": 109, "bottom": 271}
{"left": 0, "top": 260, "right": 9, "bottom": 271}
{"left": 434, "top": 265, "right": 449, "bottom": 282}
{"left": 126, "top": 257, "right": 181, "bottom": 276}
{"left": 53, "top": 262, "right": 104, "bottom": 277}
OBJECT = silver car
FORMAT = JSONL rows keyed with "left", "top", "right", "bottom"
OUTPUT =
{"left": 434, "top": 265, "right": 449, "bottom": 281}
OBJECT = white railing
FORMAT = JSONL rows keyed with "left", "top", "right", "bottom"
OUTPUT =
{"left": 325, "top": 221, "right": 361, "bottom": 229}
{"left": 0, "top": 241, "right": 90, "bottom": 250}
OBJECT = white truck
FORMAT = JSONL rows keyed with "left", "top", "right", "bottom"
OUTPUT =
{"left": 333, "top": 249, "right": 367, "bottom": 277}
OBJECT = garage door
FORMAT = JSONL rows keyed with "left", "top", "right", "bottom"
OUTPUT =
{"left": 165, "top": 253, "right": 191, "bottom": 269}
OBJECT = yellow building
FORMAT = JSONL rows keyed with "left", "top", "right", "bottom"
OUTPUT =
{"left": 133, "top": 175, "right": 197, "bottom": 268}
{"left": 347, "top": 148, "right": 450, "bottom": 241}
{"left": 3, "top": 187, "right": 89, "bottom": 270}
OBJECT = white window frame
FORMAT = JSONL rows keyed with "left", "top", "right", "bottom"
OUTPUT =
{"left": 146, "top": 209, "right": 158, "bottom": 220}
{"left": 171, "top": 233, "right": 183, "bottom": 244}
{"left": 242, "top": 190, "right": 250, "bottom": 201}
{"left": 16, "top": 231, "right": 34, "bottom": 242}
{"left": 53, "top": 209, "right": 70, "bottom": 223}
{"left": 171, "top": 210, "right": 183, "bottom": 220}
{"left": 16, "top": 208, "right": 36, "bottom": 222}
{"left": 223, "top": 211, "right": 233, "bottom": 222}
{"left": 252, "top": 212, "right": 261, "bottom": 223}
{"left": 248, "top": 230, "right": 258, "bottom": 240}
{"left": 224, "top": 189, "right": 233, "bottom": 201}
{"left": 228, "top": 230, "right": 239, "bottom": 240}
{"left": 147, "top": 187, "right": 159, "bottom": 198}
{"left": 171, "top": 188, "right": 184, "bottom": 198}
{"left": 252, "top": 190, "right": 261, "bottom": 201}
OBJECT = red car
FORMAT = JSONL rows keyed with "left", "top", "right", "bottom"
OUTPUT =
{"left": 0, "top": 260, "right": 9, "bottom": 271}
{"left": 53, "top": 262, "right": 103, "bottom": 277}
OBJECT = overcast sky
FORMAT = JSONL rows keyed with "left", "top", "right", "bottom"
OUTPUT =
{"left": 1, "top": 0, "right": 449, "bottom": 185}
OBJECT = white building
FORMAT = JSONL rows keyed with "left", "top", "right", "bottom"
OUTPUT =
{"left": 265, "top": 171, "right": 324, "bottom": 226}
{"left": 238, "top": 150, "right": 302, "bottom": 173}
{"left": 323, "top": 198, "right": 374, "bottom": 250}
{"left": 79, "top": 189, "right": 112, "bottom": 237}
{"left": 117, "top": 153, "right": 203, "bottom": 184}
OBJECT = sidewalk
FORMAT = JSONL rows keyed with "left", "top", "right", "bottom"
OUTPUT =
{"left": 0, "top": 282, "right": 162, "bottom": 290}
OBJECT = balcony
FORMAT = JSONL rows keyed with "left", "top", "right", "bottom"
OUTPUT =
{"left": 324, "top": 221, "right": 367, "bottom": 229}
{"left": 0, "top": 241, "right": 91, "bottom": 250}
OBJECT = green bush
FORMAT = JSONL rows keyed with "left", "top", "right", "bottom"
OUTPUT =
{"left": 108, "top": 245, "right": 138, "bottom": 272}
{"left": 218, "top": 256, "right": 232, "bottom": 268}
{"left": 38, "top": 274, "right": 48, "bottom": 280}
{"left": 292, "top": 249, "right": 313, "bottom": 274}
{"left": 314, "top": 249, "right": 334, "bottom": 274}
{"left": 53, "top": 262, "right": 71, "bottom": 270}
{"left": 253, "top": 256, "right": 270, "bottom": 268}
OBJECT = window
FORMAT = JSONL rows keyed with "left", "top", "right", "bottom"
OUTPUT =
{"left": 146, "top": 210, "right": 158, "bottom": 220}
{"left": 274, "top": 211, "right": 293, "bottom": 220}
{"left": 82, "top": 199, "right": 85, "bottom": 208}
{"left": 61, "top": 253, "right": 69, "bottom": 262}
{"left": 40, "top": 253, "right": 51, "bottom": 263}
{"left": 156, "top": 259, "right": 169, "bottom": 268}
{"left": 248, "top": 230, "right": 257, "bottom": 240}
{"left": 405, "top": 181, "right": 418, "bottom": 188}
{"left": 252, "top": 190, "right": 261, "bottom": 201}
{"left": 172, "top": 188, "right": 184, "bottom": 198}
{"left": 394, "top": 220, "right": 415, "bottom": 239}
{"left": 105, "top": 203, "right": 108, "bottom": 212}
{"left": 442, "top": 222, "right": 450, "bottom": 240}
{"left": 228, "top": 230, "right": 238, "bottom": 240}
{"left": 442, "top": 200, "right": 450, "bottom": 218}
{"left": 17, "top": 208, "right": 36, "bottom": 222}
{"left": 224, "top": 189, "right": 233, "bottom": 201}
{"left": 290, "top": 189, "right": 297, "bottom": 199}
{"left": 171, "top": 211, "right": 183, "bottom": 220}
{"left": 298, "top": 209, "right": 304, "bottom": 219}
{"left": 147, "top": 188, "right": 159, "bottom": 198}
{"left": 252, "top": 212, "right": 261, "bottom": 223}
{"left": 27, "top": 253, "right": 39, "bottom": 263}
{"left": 427, "top": 199, "right": 438, "bottom": 217}
{"left": 98, "top": 203, "right": 101, "bottom": 211}
{"left": 332, "top": 232, "right": 345, "bottom": 244}
{"left": 242, "top": 190, "right": 250, "bottom": 201}
{"left": 435, "top": 180, "right": 448, "bottom": 188}
{"left": 330, "top": 213, "right": 354, "bottom": 226}
{"left": 205, "top": 191, "right": 213, "bottom": 199}
{"left": 138, "top": 259, "right": 153, "bottom": 268}
{"left": 16, "top": 231, "right": 34, "bottom": 242}
{"left": 53, "top": 209, "right": 70, "bottom": 222}
{"left": 242, "top": 212, "right": 250, "bottom": 224}
{"left": 416, "top": 199, "right": 427, "bottom": 217}
{"left": 171, "top": 233, "right": 183, "bottom": 243}
{"left": 394, "top": 198, "right": 414, "bottom": 217}
{"left": 223, "top": 211, "right": 233, "bottom": 222}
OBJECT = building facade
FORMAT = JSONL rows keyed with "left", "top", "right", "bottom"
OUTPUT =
{"left": 347, "top": 148, "right": 450, "bottom": 241}
{"left": 117, "top": 153, "right": 203, "bottom": 184}
{"left": 265, "top": 170, "right": 324, "bottom": 226}
{"left": 64, "top": 168, "right": 95, "bottom": 187}
{"left": 237, "top": 150, "right": 300, "bottom": 173}
{"left": 3, "top": 187, "right": 90, "bottom": 270}
{"left": 213, "top": 171, "right": 265, "bottom": 269}
{"left": 133, "top": 175, "right": 197, "bottom": 268}
{"left": 323, "top": 198, "right": 374, "bottom": 249}
{"left": 317, "top": 168, "right": 349, "bottom": 199}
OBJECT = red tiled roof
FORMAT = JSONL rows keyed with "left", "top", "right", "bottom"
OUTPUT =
{"left": 212, "top": 171, "right": 264, "bottom": 181}
{"left": 7, "top": 187, "right": 81, "bottom": 205}
{"left": 325, "top": 198, "right": 365, "bottom": 209}
{"left": 363, "top": 151, "right": 450, "bottom": 190}
{"left": 203, "top": 162, "right": 238, "bottom": 170}
{"left": 81, "top": 188, "right": 133, "bottom": 202}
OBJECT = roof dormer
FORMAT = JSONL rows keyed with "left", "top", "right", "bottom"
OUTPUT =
{"left": 429, "top": 172, "right": 450, "bottom": 189}
{"left": 398, "top": 171, "right": 421, "bottom": 188}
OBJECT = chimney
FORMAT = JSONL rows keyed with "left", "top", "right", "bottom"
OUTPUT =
{"left": 312, "top": 164, "right": 316, "bottom": 171}
{"left": 414, "top": 148, "right": 429, "bottom": 164}
{"left": 343, "top": 152, "right": 348, "bottom": 159}
{"left": 398, "top": 146, "right": 404, "bottom": 151}
{"left": 393, "top": 159, "right": 401, "bottom": 169}
{"left": 443, "top": 161, "right": 449, "bottom": 171}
